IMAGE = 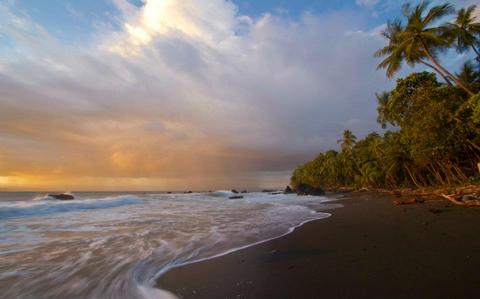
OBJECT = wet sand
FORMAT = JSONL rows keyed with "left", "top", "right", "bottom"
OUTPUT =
{"left": 157, "top": 193, "right": 480, "bottom": 298}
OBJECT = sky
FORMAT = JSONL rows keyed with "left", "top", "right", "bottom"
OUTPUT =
{"left": 0, "top": 0, "right": 478, "bottom": 191}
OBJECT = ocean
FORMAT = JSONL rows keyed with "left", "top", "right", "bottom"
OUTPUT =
{"left": 0, "top": 191, "right": 340, "bottom": 299}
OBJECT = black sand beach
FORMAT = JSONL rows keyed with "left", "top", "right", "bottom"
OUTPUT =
{"left": 157, "top": 193, "right": 480, "bottom": 298}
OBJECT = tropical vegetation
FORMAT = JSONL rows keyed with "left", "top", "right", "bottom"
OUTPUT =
{"left": 291, "top": 1, "right": 480, "bottom": 191}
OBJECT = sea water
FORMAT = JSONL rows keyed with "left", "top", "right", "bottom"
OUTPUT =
{"left": 0, "top": 191, "right": 340, "bottom": 299}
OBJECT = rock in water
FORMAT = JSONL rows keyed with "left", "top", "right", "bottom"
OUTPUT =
{"left": 49, "top": 194, "right": 75, "bottom": 200}
{"left": 295, "top": 184, "right": 325, "bottom": 196}
{"left": 229, "top": 195, "right": 244, "bottom": 199}
{"left": 284, "top": 186, "right": 294, "bottom": 194}
{"left": 231, "top": 189, "right": 239, "bottom": 194}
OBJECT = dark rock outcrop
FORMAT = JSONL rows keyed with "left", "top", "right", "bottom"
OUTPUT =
{"left": 49, "top": 194, "right": 74, "bottom": 200}
{"left": 284, "top": 186, "right": 294, "bottom": 194}
{"left": 241, "top": 190, "right": 248, "bottom": 194}
{"left": 295, "top": 184, "right": 325, "bottom": 196}
{"left": 229, "top": 195, "right": 244, "bottom": 199}
{"left": 231, "top": 189, "right": 239, "bottom": 194}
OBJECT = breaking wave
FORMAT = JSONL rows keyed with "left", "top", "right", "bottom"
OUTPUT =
{"left": 0, "top": 195, "right": 143, "bottom": 219}
{"left": 0, "top": 192, "right": 340, "bottom": 299}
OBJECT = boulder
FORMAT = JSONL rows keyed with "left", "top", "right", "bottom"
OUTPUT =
{"left": 49, "top": 194, "right": 74, "bottom": 200}
{"left": 241, "top": 190, "right": 248, "bottom": 194}
{"left": 231, "top": 189, "right": 239, "bottom": 194}
{"left": 284, "top": 186, "right": 294, "bottom": 194}
{"left": 295, "top": 184, "right": 325, "bottom": 196}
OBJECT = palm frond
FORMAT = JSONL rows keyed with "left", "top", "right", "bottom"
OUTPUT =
{"left": 423, "top": 3, "right": 454, "bottom": 26}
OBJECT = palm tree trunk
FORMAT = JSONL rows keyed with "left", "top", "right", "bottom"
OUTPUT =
{"left": 428, "top": 164, "right": 444, "bottom": 185}
{"left": 466, "top": 139, "right": 480, "bottom": 152}
{"left": 419, "top": 60, "right": 452, "bottom": 85}
{"left": 420, "top": 41, "right": 475, "bottom": 96}
{"left": 439, "top": 162, "right": 453, "bottom": 185}
{"left": 452, "top": 164, "right": 468, "bottom": 181}
{"left": 404, "top": 165, "right": 420, "bottom": 188}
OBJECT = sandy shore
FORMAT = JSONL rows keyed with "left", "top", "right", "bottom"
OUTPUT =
{"left": 157, "top": 192, "right": 480, "bottom": 298}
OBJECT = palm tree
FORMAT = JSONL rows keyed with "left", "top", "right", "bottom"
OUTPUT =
{"left": 375, "top": 18, "right": 453, "bottom": 85}
{"left": 457, "top": 61, "right": 479, "bottom": 87}
{"left": 357, "top": 163, "right": 381, "bottom": 188}
{"left": 337, "top": 152, "right": 357, "bottom": 185}
{"left": 376, "top": 92, "right": 392, "bottom": 128}
{"left": 374, "top": 19, "right": 406, "bottom": 78}
{"left": 366, "top": 132, "right": 384, "bottom": 158}
{"left": 446, "top": 5, "right": 480, "bottom": 61}
{"left": 338, "top": 130, "right": 357, "bottom": 151}
{"left": 375, "top": 1, "right": 475, "bottom": 96}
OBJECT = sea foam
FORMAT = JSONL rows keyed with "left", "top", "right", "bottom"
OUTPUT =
{"left": 0, "top": 192, "right": 340, "bottom": 299}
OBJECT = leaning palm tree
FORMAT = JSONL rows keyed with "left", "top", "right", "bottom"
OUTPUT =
{"left": 446, "top": 5, "right": 480, "bottom": 61}
{"left": 375, "top": 18, "right": 453, "bottom": 85}
{"left": 375, "top": 1, "right": 475, "bottom": 95}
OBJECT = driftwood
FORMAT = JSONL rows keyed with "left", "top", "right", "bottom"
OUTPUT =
{"left": 441, "top": 194, "right": 480, "bottom": 206}
{"left": 384, "top": 184, "right": 480, "bottom": 206}
{"left": 334, "top": 185, "right": 480, "bottom": 207}
{"left": 394, "top": 199, "right": 416, "bottom": 205}
{"left": 393, "top": 197, "right": 425, "bottom": 206}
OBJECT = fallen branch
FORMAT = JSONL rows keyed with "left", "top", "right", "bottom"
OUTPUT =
{"left": 441, "top": 194, "right": 480, "bottom": 206}
{"left": 393, "top": 197, "right": 425, "bottom": 205}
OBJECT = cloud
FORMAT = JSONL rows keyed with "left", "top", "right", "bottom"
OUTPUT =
{"left": 356, "top": 0, "right": 381, "bottom": 9}
{"left": 0, "top": 0, "right": 391, "bottom": 190}
{"left": 106, "top": 0, "right": 241, "bottom": 56}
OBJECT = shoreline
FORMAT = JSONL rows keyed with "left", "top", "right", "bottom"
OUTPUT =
{"left": 149, "top": 197, "right": 342, "bottom": 289}
{"left": 156, "top": 192, "right": 480, "bottom": 298}
{"left": 151, "top": 204, "right": 337, "bottom": 281}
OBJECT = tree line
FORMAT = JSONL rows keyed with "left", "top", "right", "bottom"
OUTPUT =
{"left": 291, "top": 1, "right": 480, "bottom": 190}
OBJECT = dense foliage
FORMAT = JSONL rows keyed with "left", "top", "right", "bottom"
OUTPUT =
{"left": 291, "top": 2, "right": 480, "bottom": 190}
